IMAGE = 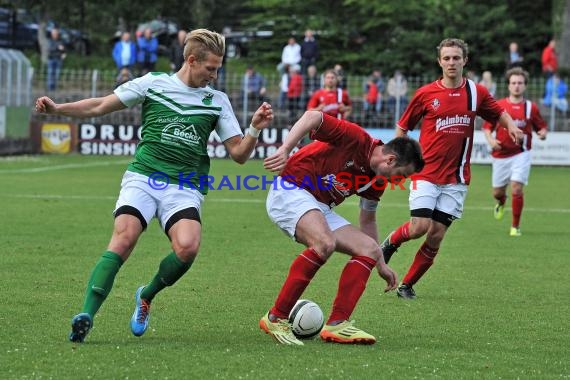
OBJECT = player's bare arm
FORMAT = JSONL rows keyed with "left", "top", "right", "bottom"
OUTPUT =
{"left": 264, "top": 110, "right": 323, "bottom": 172}
{"left": 483, "top": 128, "right": 502, "bottom": 150}
{"left": 35, "top": 94, "right": 126, "bottom": 118}
{"left": 395, "top": 125, "right": 408, "bottom": 138}
{"left": 376, "top": 261, "right": 398, "bottom": 292}
{"left": 358, "top": 208, "right": 378, "bottom": 242}
{"left": 224, "top": 102, "right": 273, "bottom": 164}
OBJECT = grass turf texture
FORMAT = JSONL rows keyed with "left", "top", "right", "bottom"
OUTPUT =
{"left": 0, "top": 155, "right": 568, "bottom": 379}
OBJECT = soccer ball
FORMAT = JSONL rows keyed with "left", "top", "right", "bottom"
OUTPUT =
{"left": 288, "top": 299, "right": 325, "bottom": 339}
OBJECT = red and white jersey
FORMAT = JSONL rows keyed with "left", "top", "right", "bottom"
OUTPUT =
{"left": 398, "top": 78, "right": 503, "bottom": 185}
{"left": 306, "top": 88, "right": 351, "bottom": 119}
{"left": 281, "top": 113, "right": 384, "bottom": 207}
{"left": 482, "top": 98, "right": 547, "bottom": 159}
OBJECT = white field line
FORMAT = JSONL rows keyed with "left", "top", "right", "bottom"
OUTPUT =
{"left": 0, "top": 160, "right": 131, "bottom": 174}
{"left": 1, "top": 193, "right": 569, "bottom": 213}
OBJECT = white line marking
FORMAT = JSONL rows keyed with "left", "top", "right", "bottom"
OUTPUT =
{"left": 1, "top": 194, "right": 569, "bottom": 213}
{"left": 0, "top": 160, "right": 131, "bottom": 174}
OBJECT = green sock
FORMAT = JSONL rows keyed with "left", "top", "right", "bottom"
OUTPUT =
{"left": 81, "top": 251, "right": 123, "bottom": 317}
{"left": 141, "top": 251, "right": 193, "bottom": 302}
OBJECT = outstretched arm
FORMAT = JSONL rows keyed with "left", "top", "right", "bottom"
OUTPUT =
{"left": 35, "top": 94, "right": 126, "bottom": 118}
{"left": 263, "top": 110, "right": 322, "bottom": 172}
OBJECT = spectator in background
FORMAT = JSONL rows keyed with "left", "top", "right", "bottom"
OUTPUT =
{"left": 170, "top": 29, "right": 187, "bottom": 73}
{"left": 307, "top": 69, "right": 352, "bottom": 120}
{"left": 363, "top": 69, "right": 385, "bottom": 113}
{"left": 137, "top": 28, "right": 159, "bottom": 76}
{"left": 287, "top": 65, "right": 304, "bottom": 124}
{"left": 386, "top": 70, "right": 408, "bottom": 119}
{"left": 277, "top": 37, "right": 301, "bottom": 76}
{"left": 466, "top": 69, "right": 480, "bottom": 83}
{"left": 112, "top": 32, "right": 137, "bottom": 74}
{"left": 541, "top": 39, "right": 557, "bottom": 79}
{"left": 300, "top": 29, "right": 318, "bottom": 75}
{"left": 542, "top": 72, "right": 568, "bottom": 113}
{"left": 333, "top": 63, "right": 346, "bottom": 89}
{"left": 46, "top": 28, "right": 66, "bottom": 91}
{"left": 277, "top": 64, "right": 290, "bottom": 110}
{"left": 115, "top": 67, "right": 134, "bottom": 88}
{"left": 363, "top": 69, "right": 385, "bottom": 127}
{"left": 506, "top": 41, "right": 523, "bottom": 70}
{"left": 303, "top": 64, "right": 320, "bottom": 108}
{"left": 242, "top": 65, "right": 267, "bottom": 105}
{"left": 479, "top": 71, "right": 497, "bottom": 97}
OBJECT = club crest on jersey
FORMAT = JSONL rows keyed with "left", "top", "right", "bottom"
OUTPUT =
{"left": 343, "top": 160, "right": 354, "bottom": 169}
{"left": 431, "top": 98, "right": 440, "bottom": 111}
{"left": 202, "top": 92, "right": 214, "bottom": 105}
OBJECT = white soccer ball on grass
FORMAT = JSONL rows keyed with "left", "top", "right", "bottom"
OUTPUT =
{"left": 288, "top": 299, "right": 325, "bottom": 339}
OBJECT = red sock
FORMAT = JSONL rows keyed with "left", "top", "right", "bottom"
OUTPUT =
{"left": 496, "top": 194, "right": 507, "bottom": 205}
{"left": 391, "top": 221, "right": 411, "bottom": 246}
{"left": 512, "top": 193, "right": 524, "bottom": 228}
{"left": 327, "top": 256, "right": 376, "bottom": 324}
{"left": 402, "top": 242, "right": 439, "bottom": 286}
{"left": 270, "top": 248, "right": 325, "bottom": 319}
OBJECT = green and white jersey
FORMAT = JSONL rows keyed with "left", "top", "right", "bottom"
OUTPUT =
{"left": 114, "top": 72, "right": 243, "bottom": 194}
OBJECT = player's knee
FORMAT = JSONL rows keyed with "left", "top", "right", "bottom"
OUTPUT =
{"left": 362, "top": 242, "right": 382, "bottom": 262}
{"left": 172, "top": 239, "right": 200, "bottom": 261}
{"left": 108, "top": 233, "right": 139, "bottom": 257}
{"left": 311, "top": 236, "right": 336, "bottom": 258}
{"left": 408, "top": 222, "right": 429, "bottom": 239}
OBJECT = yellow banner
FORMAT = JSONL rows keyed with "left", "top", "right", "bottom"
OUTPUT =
{"left": 41, "top": 123, "right": 71, "bottom": 153}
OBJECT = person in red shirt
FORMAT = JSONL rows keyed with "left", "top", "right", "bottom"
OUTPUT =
{"left": 287, "top": 65, "right": 304, "bottom": 124}
{"left": 379, "top": 38, "right": 523, "bottom": 299}
{"left": 482, "top": 67, "right": 547, "bottom": 237}
{"left": 541, "top": 39, "right": 558, "bottom": 78}
{"left": 307, "top": 69, "right": 352, "bottom": 119}
{"left": 259, "top": 110, "right": 424, "bottom": 345}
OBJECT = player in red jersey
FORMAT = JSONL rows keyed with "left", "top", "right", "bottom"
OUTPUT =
{"left": 379, "top": 38, "right": 524, "bottom": 299}
{"left": 258, "top": 110, "right": 424, "bottom": 345}
{"left": 307, "top": 69, "right": 352, "bottom": 119}
{"left": 482, "top": 67, "right": 547, "bottom": 237}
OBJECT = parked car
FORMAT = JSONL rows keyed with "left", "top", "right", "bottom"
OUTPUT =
{"left": 0, "top": 7, "right": 38, "bottom": 50}
{"left": 0, "top": 7, "right": 90, "bottom": 54}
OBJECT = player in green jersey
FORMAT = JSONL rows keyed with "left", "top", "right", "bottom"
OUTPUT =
{"left": 35, "top": 28, "right": 274, "bottom": 343}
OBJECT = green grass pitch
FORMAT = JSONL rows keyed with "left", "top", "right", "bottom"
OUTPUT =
{"left": 0, "top": 155, "right": 568, "bottom": 379}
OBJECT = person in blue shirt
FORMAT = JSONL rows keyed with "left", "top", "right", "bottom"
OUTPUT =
{"left": 137, "top": 28, "right": 159, "bottom": 76}
{"left": 543, "top": 72, "right": 568, "bottom": 113}
{"left": 112, "top": 32, "right": 137, "bottom": 73}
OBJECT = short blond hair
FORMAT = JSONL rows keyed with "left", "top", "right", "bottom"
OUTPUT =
{"left": 183, "top": 29, "right": 225, "bottom": 61}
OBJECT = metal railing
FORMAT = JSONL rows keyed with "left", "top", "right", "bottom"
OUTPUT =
{"left": 28, "top": 67, "right": 570, "bottom": 131}
{"left": 0, "top": 48, "right": 33, "bottom": 107}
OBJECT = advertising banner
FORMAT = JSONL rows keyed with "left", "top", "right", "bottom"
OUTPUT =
{"left": 41, "top": 123, "right": 72, "bottom": 153}
{"left": 75, "top": 123, "right": 570, "bottom": 166}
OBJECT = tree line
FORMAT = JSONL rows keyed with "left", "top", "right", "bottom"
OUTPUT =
{"left": 9, "top": 0, "right": 566, "bottom": 78}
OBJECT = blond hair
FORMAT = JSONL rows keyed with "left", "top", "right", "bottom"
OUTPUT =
{"left": 183, "top": 29, "right": 225, "bottom": 61}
